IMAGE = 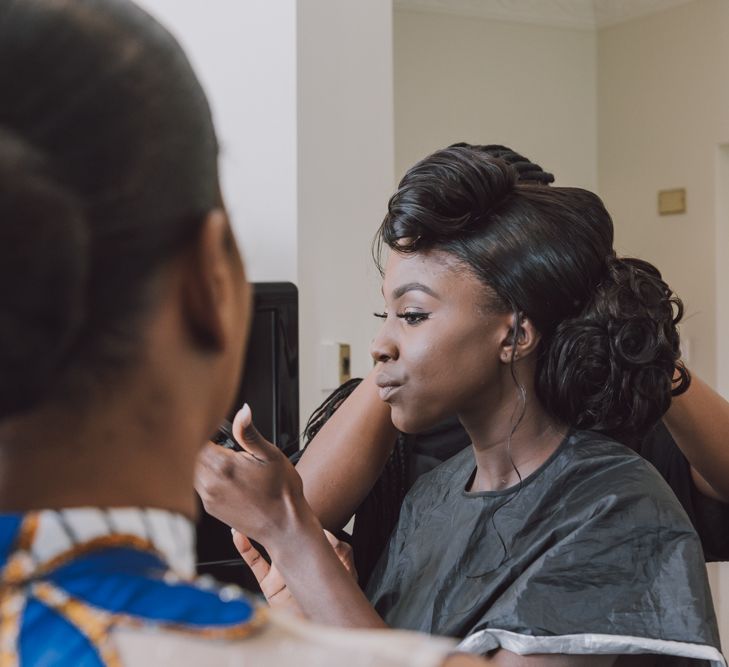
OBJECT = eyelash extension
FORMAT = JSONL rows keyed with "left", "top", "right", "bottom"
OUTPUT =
{"left": 372, "top": 312, "right": 430, "bottom": 324}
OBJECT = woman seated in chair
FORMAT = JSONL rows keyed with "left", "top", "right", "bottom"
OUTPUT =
{"left": 293, "top": 145, "right": 729, "bottom": 589}
{"left": 198, "top": 146, "right": 725, "bottom": 666}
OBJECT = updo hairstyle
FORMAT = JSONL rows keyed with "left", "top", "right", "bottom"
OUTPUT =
{"left": 376, "top": 146, "right": 689, "bottom": 443}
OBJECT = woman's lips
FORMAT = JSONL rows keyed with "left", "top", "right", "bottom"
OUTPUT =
{"left": 376, "top": 375, "right": 402, "bottom": 401}
{"left": 378, "top": 384, "right": 400, "bottom": 401}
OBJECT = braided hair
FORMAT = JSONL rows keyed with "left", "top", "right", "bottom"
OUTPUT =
{"left": 300, "top": 378, "right": 410, "bottom": 586}
{"left": 450, "top": 143, "right": 555, "bottom": 185}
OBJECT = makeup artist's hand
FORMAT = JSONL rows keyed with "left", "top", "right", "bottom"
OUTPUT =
{"left": 196, "top": 405, "right": 385, "bottom": 630}
{"left": 233, "top": 528, "right": 357, "bottom": 616}
{"left": 195, "top": 404, "right": 314, "bottom": 548}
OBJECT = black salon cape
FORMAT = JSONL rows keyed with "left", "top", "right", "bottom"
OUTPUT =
{"left": 639, "top": 422, "right": 729, "bottom": 562}
{"left": 366, "top": 430, "right": 725, "bottom": 665}
{"left": 406, "top": 419, "right": 729, "bottom": 562}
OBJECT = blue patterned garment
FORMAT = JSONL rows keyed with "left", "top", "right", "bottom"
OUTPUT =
{"left": 0, "top": 508, "right": 262, "bottom": 666}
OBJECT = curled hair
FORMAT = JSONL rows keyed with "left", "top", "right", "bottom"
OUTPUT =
{"left": 376, "top": 146, "right": 689, "bottom": 442}
{"left": 539, "top": 256, "right": 689, "bottom": 443}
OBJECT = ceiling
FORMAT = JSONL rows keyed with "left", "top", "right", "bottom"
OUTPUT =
{"left": 393, "top": 0, "right": 694, "bottom": 30}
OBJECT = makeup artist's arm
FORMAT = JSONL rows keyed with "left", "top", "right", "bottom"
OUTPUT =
{"left": 295, "top": 370, "right": 399, "bottom": 531}
{"left": 663, "top": 372, "right": 729, "bottom": 502}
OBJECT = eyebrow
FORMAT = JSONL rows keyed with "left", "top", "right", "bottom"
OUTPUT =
{"left": 388, "top": 282, "right": 440, "bottom": 300}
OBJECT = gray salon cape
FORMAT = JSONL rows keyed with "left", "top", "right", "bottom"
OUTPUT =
{"left": 366, "top": 430, "right": 725, "bottom": 666}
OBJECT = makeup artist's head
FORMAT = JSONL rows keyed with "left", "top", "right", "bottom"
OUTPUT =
{"left": 0, "top": 0, "right": 250, "bottom": 510}
{"left": 371, "top": 146, "right": 688, "bottom": 443}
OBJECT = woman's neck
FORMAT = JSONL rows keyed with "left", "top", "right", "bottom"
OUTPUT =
{"left": 460, "top": 377, "right": 566, "bottom": 493}
{"left": 0, "top": 398, "right": 203, "bottom": 519}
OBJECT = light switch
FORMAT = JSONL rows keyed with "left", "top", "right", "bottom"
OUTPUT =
{"left": 320, "top": 342, "right": 352, "bottom": 392}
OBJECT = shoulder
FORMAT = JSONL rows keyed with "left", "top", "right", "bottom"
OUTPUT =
{"left": 540, "top": 430, "right": 705, "bottom": 555}
{"left": 469, "top": 432, "right": 720, "bottom": 656}
{"left": 559, "top": 429, "right": 682, "bottom": 502}
{"left": 112, "top": 611, "right": 453, "bottom": 667}
{"left": 562, "top": 428, "right": 642, "bottom": 463}
{"left": 38, "top": 547, "right": 258, "bottom": 634}
{"left": 535, "top": 429, "right": 699, "bottom": 544}
{"left": 19, "top": 552, "right": 261, "bottom": 665}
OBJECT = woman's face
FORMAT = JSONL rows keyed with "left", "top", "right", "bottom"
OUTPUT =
{"left": 370, "top": 250, "right": 512, "bottom": 434}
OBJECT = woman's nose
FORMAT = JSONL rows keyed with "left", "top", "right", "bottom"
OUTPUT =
{"left": 370, "top": 326, "right": 398, "bottom": 364}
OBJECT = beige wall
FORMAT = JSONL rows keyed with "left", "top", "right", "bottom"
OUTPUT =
{"left": 394, "top": 9, "right": 597, "bottom": 189}
{"left": 598, "top": 0, "right": 729, "bottom": 640}
{"left": 297, "top": 0, "right": 394, "bottom": 424}
{"left": 598, "top": 0, "right": 729, "bottom": 387}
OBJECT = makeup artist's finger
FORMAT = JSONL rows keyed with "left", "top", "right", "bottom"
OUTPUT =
{"left": 232, "top": 404, "right": 278, "bottom": 463}
{"left": 324, "top": 530, "right": 357, "bottom": 579}
{"left": 233, "top": 530, "right": 272, "bottom": 584}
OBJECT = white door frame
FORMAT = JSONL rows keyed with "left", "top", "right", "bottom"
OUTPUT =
{"left": 715, "top": 144, "right": 729, "bottom": 399}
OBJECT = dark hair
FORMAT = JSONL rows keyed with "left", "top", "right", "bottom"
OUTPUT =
{"left": 449, "top": 143, "right": 555, "bottom": 185}
{"left": 0, "top": 0, "right": 219, "bottom": 417}
{"left": 376, "top": 146, "right": 689, "bottom": 442}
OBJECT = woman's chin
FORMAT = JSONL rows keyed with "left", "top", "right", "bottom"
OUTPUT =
{"left": 390, "top": 407, "right": 437, "bottom": 435}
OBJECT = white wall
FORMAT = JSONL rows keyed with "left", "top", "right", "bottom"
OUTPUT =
{"left": 297, "top": 0, "right": 395, "bottom": 424}
{"left": 393, "top": 9, "right": 598, "bottom": 190}
{"left": 134, "top": 0, "right": 299, "bottom": 283}
{"left": 597, "top": 0, "right": 729, "bottom": 640}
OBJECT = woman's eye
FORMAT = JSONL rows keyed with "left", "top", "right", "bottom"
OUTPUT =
{"left": 373, "top": 312, "right": 388, "bottom": 320}
{"left": 398, "top": 312, "right": 430, "bottom": 325}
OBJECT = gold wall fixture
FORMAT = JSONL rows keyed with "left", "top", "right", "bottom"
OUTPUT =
{"left": 658, "top": 188, "right": 686, "bottom": 215}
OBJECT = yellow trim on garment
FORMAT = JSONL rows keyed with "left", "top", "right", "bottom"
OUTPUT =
{"left": 1, "top": 515, "right": 39, "bottom": 585}
{"left": 0, "top": 588, "right": 24, "bottom": 667}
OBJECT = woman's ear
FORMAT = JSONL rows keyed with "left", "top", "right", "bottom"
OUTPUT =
{"left": 499, "top": 313, "right": 541, "bottom": 364}
{"left": 180, "top": 209, "right": 245, "bottom": 352}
